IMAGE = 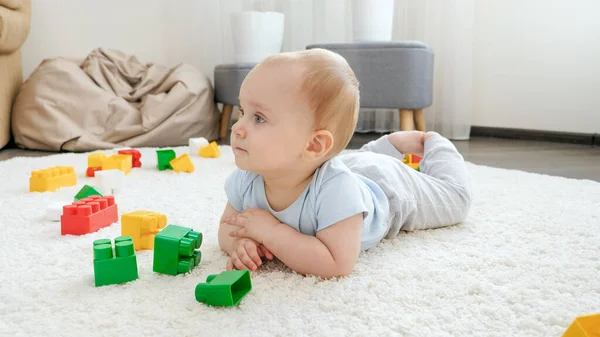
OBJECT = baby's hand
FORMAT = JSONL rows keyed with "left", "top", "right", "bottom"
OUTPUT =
{"left": 225, "top": 208, "right": 281, "bottom": 244}
{"left": 226, "top": 238, "right": 274, "bottom": 272}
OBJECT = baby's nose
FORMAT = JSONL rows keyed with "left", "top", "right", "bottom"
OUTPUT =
{"left": 232, "top": 120, "right": 246, "bottom": 138}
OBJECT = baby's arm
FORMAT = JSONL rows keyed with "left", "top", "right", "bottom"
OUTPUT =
{"left": 263, "top": 213, "right": 363, "bottom": 278}
{"left": 219, "top": 202, "right": 273, "bottom": 270}
{"left": 218, "top": 202, "right": 241, "bottom": 254}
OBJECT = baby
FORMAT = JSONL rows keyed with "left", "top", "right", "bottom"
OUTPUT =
{"left": 218, "top": 49, "right": 472, "bottom": 279}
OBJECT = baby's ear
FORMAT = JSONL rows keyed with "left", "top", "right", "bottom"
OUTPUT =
{"left": 304, "top": 130, "right": 334, "bottom": 160}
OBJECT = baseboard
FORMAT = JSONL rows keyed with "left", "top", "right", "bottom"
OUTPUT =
{"left": 470, "top": 126, "right": 598, "bottom": 146}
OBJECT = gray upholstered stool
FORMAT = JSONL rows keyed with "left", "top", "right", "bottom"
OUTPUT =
{"left": 214, "top": 63, "right": 257, "bottom": 139}
{"left": 306, "top": 41, "right": 434, "bottom": 131}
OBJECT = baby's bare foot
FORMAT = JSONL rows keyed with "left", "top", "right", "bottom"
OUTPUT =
{"left": 388, "top": 131, "right": 425, "bottom": 156}
{"left": 424, "top": 131, "right": 441, "bottom": 141}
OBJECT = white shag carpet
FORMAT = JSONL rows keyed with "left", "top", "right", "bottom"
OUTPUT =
{"left": 1, "top": 146, "right": 599, "bottom": 337}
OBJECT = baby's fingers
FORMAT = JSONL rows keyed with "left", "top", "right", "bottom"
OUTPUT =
{"left": 226, "top": 257, "right": 234, "bottom": 271}
{"left": 259, "top": 245, "right": 274, "bottom": 260}
{"left": 224, "top": 215, "right": 246, "bottom": 227}
{"left": 244, "top": 242, "right": 262, "bottom": 269}
{"left": 229, "top": 228, "right": 248, "bottom": 238}
{"left": 236, "top": 245, "right": 257, "bottom": 271}
{"left": 230, "top": 255, "right": 249, "bottom": 271}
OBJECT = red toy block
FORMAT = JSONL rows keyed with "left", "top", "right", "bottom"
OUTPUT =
{"left": 86, "top": 167, "right": 102, "bottom": 177}
{"left": 61, "top": 196, "right": 118, "bottom": 235}
{"left": 118, "top": 149, "right": 142, "bottom": 168}
{"left": 412, "top": 155, "right": 422, "bottom": 163}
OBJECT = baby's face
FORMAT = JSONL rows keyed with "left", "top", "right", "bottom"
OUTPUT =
{"left": 231, "top": 62, "right": 314, "bottom": 174}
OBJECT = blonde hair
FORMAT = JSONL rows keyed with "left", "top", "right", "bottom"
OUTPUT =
{"left": 260, "top": 49, "right": 360, "bottom": 156}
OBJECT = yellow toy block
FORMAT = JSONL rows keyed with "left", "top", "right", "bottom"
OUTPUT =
{"left": 121, "top": 211, "right": 167, "bottom": 250}
{"left": 88, "top": 153, "right": 107, "bottom": 168}
{"left": 170, "top": 153, "right": 195, "bottom": 173}
{"left": 563, "top": 313, "right": 600, "bottom": 337}
{"left": 30, "top": 166, "right": 77, "bottom": 192}
{"left": 199, "top": 141, "right": 220, "bottom": 158}
{"left": 102, "top": 154, "right": 132, "bottom": 175}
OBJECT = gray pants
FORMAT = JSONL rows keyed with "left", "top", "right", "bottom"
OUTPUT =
{"left": 339, "top": 133, "right": 472, "bottom": 237}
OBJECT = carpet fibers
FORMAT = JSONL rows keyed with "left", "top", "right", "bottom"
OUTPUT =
{"left": 1, "top": 146, "right": 599, "bottom": 337}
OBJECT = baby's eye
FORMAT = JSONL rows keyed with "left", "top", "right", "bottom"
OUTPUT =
{"left": 238, "top": 108, "right": 244, "bottom": 117}
{"left": 254, "top": 114, "right": 265, "bottom": 123}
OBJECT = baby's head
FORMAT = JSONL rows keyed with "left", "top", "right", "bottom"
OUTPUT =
{"left": 231, "top": 49, "right": 359, "bottom": 174}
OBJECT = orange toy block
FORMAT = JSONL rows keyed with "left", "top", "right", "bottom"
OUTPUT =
{"left": 30, "top": 166, "right": 77, "bottom": 192}
{"left": 102, "top": 154, "right": 132, "bottom": 175}
{"left": 60, "top": 196, "right": 118, "bottom": 235}
{"left": 198, "top": 141, "right": 220, "bottom": 158}
{"left": 121, "top": 211, "right": 167, "bottom": 250}
{"left": 118, "top": 149, "right": 142, "bottom": 168}
{"left": 170, "top": 153, "right": 195, "bottom": 173}
{"left": 563, "top": 313, "right": 600, "bottom": 337}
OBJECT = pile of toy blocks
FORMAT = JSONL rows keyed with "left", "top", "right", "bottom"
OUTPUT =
{"left": 29, "top": 139, "right": 252, "bottom": 307}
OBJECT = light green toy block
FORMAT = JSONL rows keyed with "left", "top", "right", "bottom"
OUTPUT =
{"left": 93, "top": 236, "right": 138, "bottom": 287}
{"left": 74, "top": 184, "right": 102, "bottom": 201}
{"left": 152, "top": 224, "right": 202, "bottom": 275}
{"left": 195, "top": 270, "right": 252, "bottom": 306}
{"left": 156, "top": 149, "right": 176, "bottom": 171}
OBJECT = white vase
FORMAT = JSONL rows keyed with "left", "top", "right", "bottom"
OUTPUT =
{"left": 231, "top": 11, "right": 285, "bottom": 64}
{"left": 351, "top": 0, "right": 395, "bottom": 42}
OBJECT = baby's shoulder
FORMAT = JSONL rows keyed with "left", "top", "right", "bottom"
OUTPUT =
{"left": 312, "top": 156, "right": 363, "bottom": 192}
{"left": 225, "top": 168, "right": 260, "bottom": 195}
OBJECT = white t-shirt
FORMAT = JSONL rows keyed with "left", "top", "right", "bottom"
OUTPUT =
{"left": 224, "top": 156, "right": 390, "bottom": 250}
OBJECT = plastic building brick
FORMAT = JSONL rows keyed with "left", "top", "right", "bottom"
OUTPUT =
{"left": 74, "top": 184, "right": 102, "bottom": 201}
{"left": 88, "top": 153, "right": 107, "bottom": 167}
{"left": 87, "top": 153, "right": 107, "bottom": 177}
{"left": 93, "top": 236, "right": 138, "bottom": 287}
{"left": 402, "top": 154, "right": 421, "bottom": 171}
{"left": 153, "top": 224, "right": 202, "bottom": 275}
{"left": 30, "top": 166, "right": 77, "bottom": 192}
{"left": 95, "top": 169, "right": 124, "bottom": 195}
{"left": 86, "top": 167, "right": 102, "bottom": 177}
{"left": 199, "top": 141, "right": 221, "bottom": 158}
{"left": 563, "top": 313, "right": 600, "bottom": 337}
{"left": 121, "top": 210, "right": 167, "bottom": 250}
{"left": 195, "top": 270, "right": 252, "bottom": 306}
{"left": 61, "top": 196, "right": 118, "bottom": 235}
{"left": 189, "top": 137, "right": 209, "bottom": 155}
{"left": 118, "top": 149, "right": 142, "bottom": 168}
{"left": 156, "top": 149, "right": 176, "bottom": 171}
{"left": 102, "top": 154, "right": 132, "bottom": 175}
{"left": 170, "top": 153, "right": 195, "bottom": 173}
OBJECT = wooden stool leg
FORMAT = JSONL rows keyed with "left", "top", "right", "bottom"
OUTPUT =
{"left": 400, "top": 109, "right": 414, "bottom": 131}
{"left": 219, "top": 104, "right": 234, "bottom": 140}
{"left": 414, "top": 108, "right": 426, "bottom": 131}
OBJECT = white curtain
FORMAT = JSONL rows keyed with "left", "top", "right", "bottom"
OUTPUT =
{"left": 165, "top": 0, "right": 474, "bottom": 139}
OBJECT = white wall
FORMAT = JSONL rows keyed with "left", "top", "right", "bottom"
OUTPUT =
{"left": 473, "top": 0, "right": 600, "bottom": 133}
{"left": 21, "top": 0, "right": 170, "bottom": 79}
{"left": 20, "top": 0, "right": 600, "bottom": 134}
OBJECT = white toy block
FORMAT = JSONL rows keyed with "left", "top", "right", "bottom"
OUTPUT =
{"left": 46, "top": 201, "right": 66, "bottom": 221}
{"left": 189, "top": 137, "right": 209, "bottom": 155}
{"left": 95, "top": 169, "right": 124, "bottom": 195}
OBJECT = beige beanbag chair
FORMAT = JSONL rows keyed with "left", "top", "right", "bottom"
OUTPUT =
{"left": 12, "top": 48, "right": 220, "bottom": 151}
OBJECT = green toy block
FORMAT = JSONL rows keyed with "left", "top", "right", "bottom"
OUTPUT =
{"left": 75, "top": 184, "right": 102, "bottom": 201}
{"left": 93, "top": 236, "right": 138, "bottom": 287}
{"left": 195, "top": 270, "right": 252, "bottom": 306}
{"left": 152, "top": 224, "right": 202, "bottom": 275}
{"left": 156, "top": 149, "right": 176, "bottom": 171}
